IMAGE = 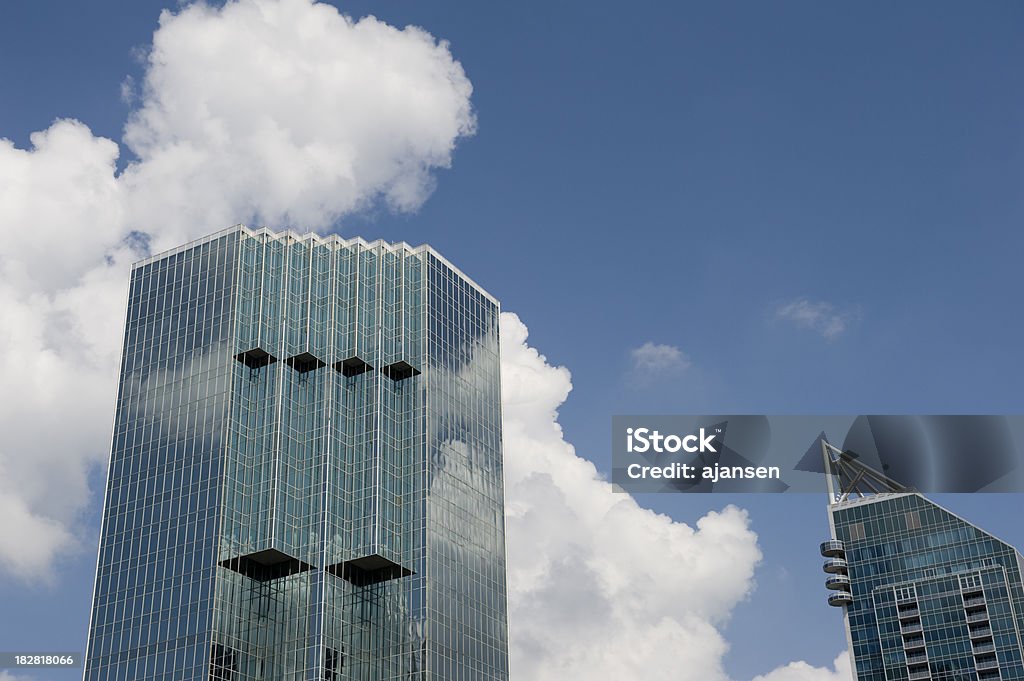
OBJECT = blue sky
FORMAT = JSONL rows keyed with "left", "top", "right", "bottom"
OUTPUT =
{"left": 2, "top": 2, "right": 1024, "bottom": 680}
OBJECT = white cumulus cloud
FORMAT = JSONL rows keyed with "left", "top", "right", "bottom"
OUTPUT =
{"left": 0, "top": 0, "right": 474, "bottom": 581}
{"left": 503, "top": 314, "right": 761, "bottom": 681}
{"left": 121, "top": 0, "right": 475, "bottom": 253}
{"left": 750, "top": 652, "right": 852, "bottom": 681}
{"left": 631, "top": 341, "right": 691, "bottom": 374}
{"left": 0, "top": 120, "right": 133, "bottom": 581}
{"left": 774, "top": 299, "right": 854, "bottom": 340}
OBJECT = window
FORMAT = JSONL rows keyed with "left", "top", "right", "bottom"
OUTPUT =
{"left": 894, "top": 586, "right": 917, "bottom": 602}
{"left": 324, "top": 646, "right": 343, "bottom": 680}
{"left": 905, "top": 511, "right": 921, "bottom": 530}
{"left": 959, "top": 573, "right": 982, "bottom": 590}
{"left": 209, "top": 643, "right": 235, "bottom": 681}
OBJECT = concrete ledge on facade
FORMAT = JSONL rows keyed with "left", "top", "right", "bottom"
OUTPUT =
{"left": 219, "top": 548, "right": 313, "bottom": 581}
{"left": 382, "top": 360, "right": 420, "bottom": 381}
{"left": 235, "top": 347, "right": 277, "bottom": 369}
{"left": 285, "top": 352, "right": 326, "bottom": 373}
{"left": 326, "top": 554, "right": 413, "bottom": 586}
{"left": 335, "top": 355, "right": 374, "bottom": 377}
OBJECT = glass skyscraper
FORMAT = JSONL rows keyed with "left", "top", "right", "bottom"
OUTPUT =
{"left": 821, "top": 444, "right": 1024, "bottom": 681}
{"left": 83, "top": 225, "right": 509, "bottom": 681}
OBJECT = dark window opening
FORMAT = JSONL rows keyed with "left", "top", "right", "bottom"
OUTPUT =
{"left": 324, "top": 646, "right": 344, "bottom": 680}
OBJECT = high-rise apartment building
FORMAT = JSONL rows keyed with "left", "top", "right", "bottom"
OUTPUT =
{"left": 83, "top": 225, "right": 509, "bottom": 681}
{"left": 821, "top": 443, "right": 1024, "bottom": 681}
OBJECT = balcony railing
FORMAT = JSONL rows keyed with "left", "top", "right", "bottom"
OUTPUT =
{"left": 966, "top": 612, "right": 990, "bottom": 624}
{"left": 903, "top": 636, "right": 926, "bottom": 650}
{"left": 820, "top": 540, "right": 846, "bottom": 558}
{"left": 975, "top": 657, "right": 999, "bottom": 671}
{"left": 968, "top": 626, "right": 993, "bottom": 639}
{"left": 826, "top": 575, "right": 851, "bottom": 590}
{"left": 901, "top": 622, "right": 924, "bottom": 634}
{"left": 906, "top": 653, "right": 928, "bottom": 665}
{"left": 973, "top": 642, "right": 996, "bottom": 654}
{"left": 898, "top": 606, "right": 920, "bottom": 619}
{"left": 822, "top": 558, "right": 848, "bottom": 574}
{"left": 827, "top": 591, "right": 853, "bottom": 607}
{"left": 963, "top": 596, "right": 987, "bottom": 608}
{"left": 907, "top": 670, "right": 931, "bottom": 681}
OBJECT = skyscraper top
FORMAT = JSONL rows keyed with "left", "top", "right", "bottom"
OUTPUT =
{"left": 133, "top": 223, "right": 499, "bottom": 305}
{"left": 822, "top": 439, "right": 913, "bottom": 506}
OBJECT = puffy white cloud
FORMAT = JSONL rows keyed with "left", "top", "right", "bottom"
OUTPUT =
{"left": 774, "top": 299, "right": 854, "bottom": 340}
{"left": 503, "top": 313, "right": 849, "bottom": 680}
{"left": 0, "top": 0, "right": 474, "bottom": 581}
{"left": 630, "top": 340, "right": 691, "bottom": 375}
{"left": 0, "top": 494, "right": 74, "bottom": 584}
{"left": 750, "top": 652, "right": 852, "bottom": 681}
{"left": 502, "top": 313, "right": 761, "bottom": 681}
{"left": 0, "top": 119, "right": 124, "bottom": 291}
{"left": 121, "top": 0, "right": 475, "bottom": 252}
{"left": 0, "top": 120, "right": 132, "bottom": 581}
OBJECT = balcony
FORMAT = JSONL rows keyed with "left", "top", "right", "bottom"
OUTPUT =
{"left": 820, "top": 540, "right": 846, "bottom": 558}
{"left": 968, "top": 626, "right": 993, "bottom": 640}
{"left": 822, "top": 558, "right": 848, "bottom": 574}
{"left": 973, "top": 642, "right": 996, "bottom": 655}
{"left": 828, "top": 591, "right": 853, "bottom": 607}
{"left": 966, "top": 611, "right": 990, "bottom": 624}
{"left": 898, "top": 606, "right": 921, "bottom": 619}
{"left": 903, "top": 636, "right": 926, "bottom": 650}
{"left": 907, "top": 670, "right": 931, "bottom": 681}
{"left": 906, "top": 653, "right": 928, "bottom": 665}
{"left": 901, "top": 622, "right": 924, "bottom": 634}
{"left": 975, "top": 657, "right": 999, "bottom": 671}
{"left": 826, "top": 575, "right": 851, "bottom": 590}
{"left": 963, "top": 595, "right": 987, "bottom": 608}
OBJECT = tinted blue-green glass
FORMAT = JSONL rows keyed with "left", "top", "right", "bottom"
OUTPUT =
{"left": 84, "top": 234, "right": 238, "bottom": 680}
{"left": 84, "top": 226, "right": 509, "bottom": 681}
{"left": 828, "top": 494, "right": 1024, "bottom": 681}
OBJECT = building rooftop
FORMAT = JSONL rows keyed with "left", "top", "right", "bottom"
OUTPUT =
{"left": 132, "top": 223, "right": 499, "bottom": 306}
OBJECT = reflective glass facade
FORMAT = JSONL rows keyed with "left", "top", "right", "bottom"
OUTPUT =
{"left": 824, "top": 494, "right": 1024, "bottom": 681}
{"left": 84, "top": 226, "right": 509, "bottom": 681}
